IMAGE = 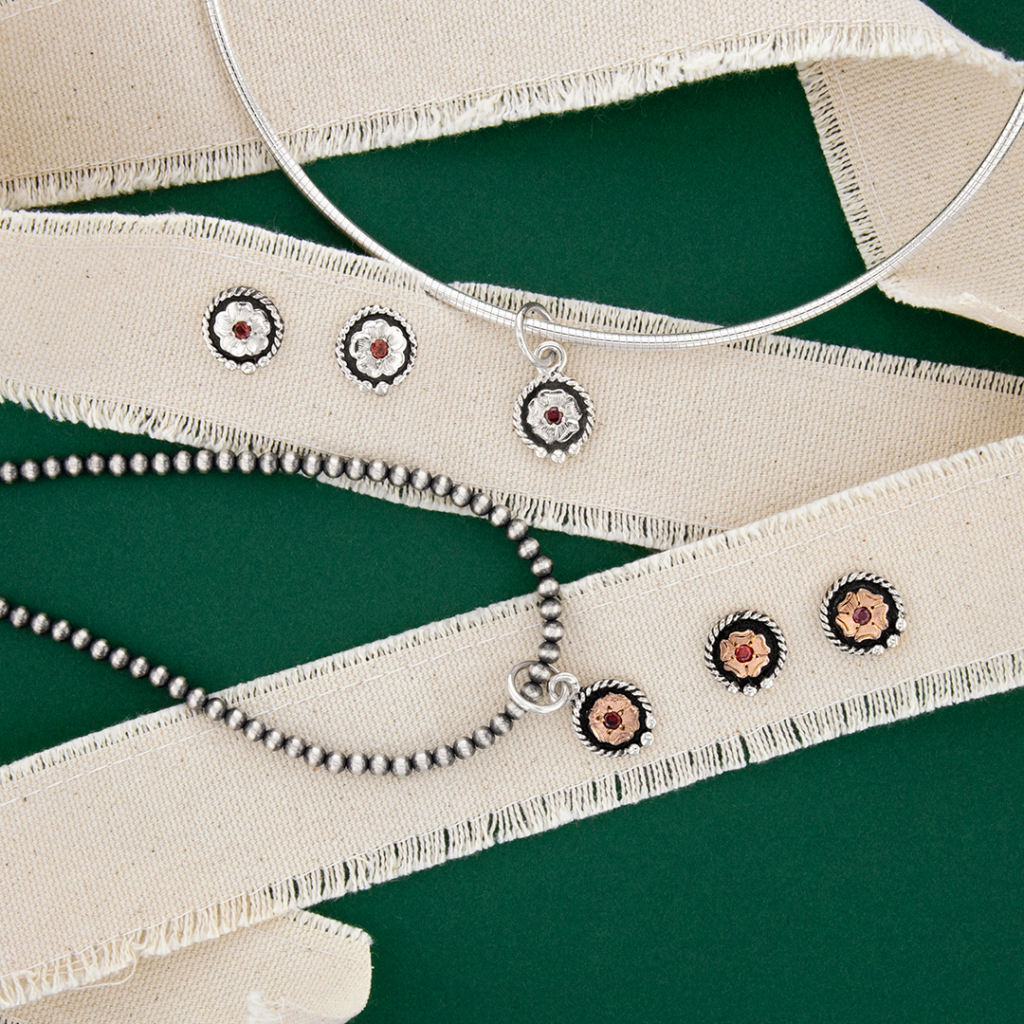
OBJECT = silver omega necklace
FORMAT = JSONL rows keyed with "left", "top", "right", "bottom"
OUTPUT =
{"left": 204, "top": 0, "right": 1024, "bottom": 461}
{"left": 0, "top": 448, "right": 656, "bottom": 775}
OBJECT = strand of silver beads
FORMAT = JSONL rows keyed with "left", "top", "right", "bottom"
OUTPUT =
{"left": 0, "top": 448, "right": 566, "bottom": 778}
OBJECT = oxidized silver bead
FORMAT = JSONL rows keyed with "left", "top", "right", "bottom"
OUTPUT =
{"left": 129, "top": 656, "right": 150, "bottom": 679}
{"left": 194, "top": 449, "right": 215, "bottom": 473}
{"left": 324, "top": 751, "right": 346, "bottom": 774}
{"left": 0, "top": 597, "right": 9, "bottom": 618}
{"left": 258, "top": 452, "right": 278, "bottom": 475}
{"left": 107, "top": 454, "right": 127, "bottom": 477}
{"left": 243, "top": 719, "right": 266, "bottom": 741}
{"left": 64, "top": 454, "right": 85, "bottom": 477}
{"left": 302, "top": 454, "right": 322, "bottom": 477}
{"left": 149, "top": 665, "right": 170, "bottom": 687}
{"left": 204, "top": 697, "right": 227, "bottom": 721}
{"left": 172, "top": 450, "right": 192, "bottom": 473}
{"left": 224, "top": 707, "right": 247, "bottom": 731}
{"left": 472, "top": 726, "right": 495, "bottom": 749}
{"left": 542, "top": 620, "right": 565, "bottom": 642}
{"left": 390, "top": 755, "right": 412, "bottom": 777}
{"left": 185, "top": 687, "right": 207, "bottom": 710}
{"left": 129, "top": 452, "right": 149, "bottom": 475}
{"left": 506, "top": 519, "right": 529, "bottom": 542}
{"left": 109, "top": 647, "right": 130, "bottom": 670}
{"left": 8, "top": 606, "right": 28, "bottom": 628}
{"left": 489, "top": 505, "right": 511, "bottom": 527}
{"left": 490, "top": 713, "right": 513, "bottom": 736}
{"left": 20, "top": 459, "right": 40, "bottom": 482}
{"left": 450, "top": 484, "right": 472, "bottom": 507}
{"left": 304, "top": 744, "right": 326, "bottom": 767}
{"left": 432, "top": 745, "right": 456, "bottom": 768}
{"left": 539, "top": 598, "right": 563, "bottom": 620}
{"left": 517, "top": 537, "right": 540, "bottom": 560}
{"left": 216, "top": 450, "right": 236, "bottom": 473}
{"left": 366, "top": 459, "right": 388, "bottom": 482}
{"left": 411, "top": 750, "right": 433, "bottom": 772}
{"left": 409, "top": 468, "right": 431, "bottom": 491}
{"left": 284, "top": 735, "right": 306, "bottom": 758}
{"left": 388, "top": 465, "right": 409, "bottom": 487}
{"left": 521, "top": 681, "right": 543, "bottom": 700}
{"left": 167, "top": 676, "right": 189, "bottom": 700}
{"left": 454, "top": 737, "right": 476, "bottom": 760}
{"left": 430, "top": 474, "right": 452, "bottom": 497}
{"left": 0, "top": 461, "right": 18, "bottom": 484}
{"left": 89, "top": 638, "right": 110, "bottom": 659}
{"left": 470, "top": 493, "right": 492, "bottom": 517}
{"left": 345, "top": 457, "right": 366, "bottom": 480}
{"left": 531, "top": 556, "right": 553, "bottom": 578}
{"left": 151, "top": 452, "right": 171, "bottom": 475}
{"left": 263, "top": 728, "right": 285, "bottom": 751}
{"left": 42, "top": 456, "right": 62, "bottom": 479}
{"left": 505, "top": 700, "right": 526, "bottom": 721}
{"left": 528, "top": 662, "right": 552, "bottom": 685}
{"left": 70, "top": 627, "right": 92, "bottom": 650}
{"left": 538, "top": 642, "right": 560, "bottom": 664}
{"left": 236, "top": 451, "right": 257, "bottom": 474}
{"left": 51, "top": 619, "right": 71, "bottom": 642}
{"left": 368, "top": 753, "right": 391, "bottom": 776}
{"left": 86, "top": 453, "right": 106, "bottom": 475}
{"left": 30, "top": 612, "right": 50, "bottom": 635}
{"left": 347, "top": 752, "right": 368, "bottom": 775}
{"left": 537, "top": 577, "right": 560, "bottom": 599}
{"left": 323, "top": 455, "right": 344, "bottom": 478}
{"left": 279, "top": 451, "right": 300, "bottom": 475}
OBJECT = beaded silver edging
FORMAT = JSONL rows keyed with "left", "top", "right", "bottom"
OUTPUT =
{"left": 820, "top": 572, "right": 907, "bottom": 656}
{"left": 335, "top": 305, "right": 417, "bottom": 395}
{"left": 704, "top": 610, "right": 787, "bottom": 696}
{"left": 0, "top": 446, "right": 581, "bottom": 779}
{"left": 203, "top": 286, "right": 284, "bottom": 373}
{"left": 571, "top": 679, "right": 655, "bottom": 757}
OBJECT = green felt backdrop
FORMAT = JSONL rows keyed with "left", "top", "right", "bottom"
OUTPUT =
{"left": 2, "top": 2, "right": 1023, "bottom": 1020}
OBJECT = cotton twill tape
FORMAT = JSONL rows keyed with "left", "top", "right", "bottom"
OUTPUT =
{"left": 4, "top": 210, "right": 1024, "bottom": 549}
{"left": 6, "top": 912, "right": 371, "bottom": 1024}
{"left": 3, "top": 433, "right": 1024, "bottom": 1009}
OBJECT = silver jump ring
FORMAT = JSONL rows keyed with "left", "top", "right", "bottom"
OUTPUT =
{"left": 515, "top": 303, "right": 567, "bottom": 373}
{"left": 507, "top": 660, "right": 573, "bottom": 715}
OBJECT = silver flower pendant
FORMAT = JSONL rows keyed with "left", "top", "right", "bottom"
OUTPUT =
{"left": 513, "top": 370, "right": 595, "bottom": 463}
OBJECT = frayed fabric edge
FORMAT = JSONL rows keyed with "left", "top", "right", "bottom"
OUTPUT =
{"left": 1, "top": 20, "right": 1013, "bottom": 210}
{"left": 3, "top": 645, "right": 1021, "bottom": 1009}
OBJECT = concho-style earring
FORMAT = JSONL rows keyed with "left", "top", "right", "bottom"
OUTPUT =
{"left": 203, "top": 287, "right": 283, "bottom": 373}
{"left": 820, "top": 573, "right": 906, "bottom": 654}
{"left": 705, "top": 611, "right": 787, "bottom": 695}
{"left": 512, "top": 303, "right": 594, "bottom": 463}
{"left": 571, "top": 679, "right": 655, "bottom": 756}
{"left": 336, "top": 305, "right": 417, "bottom": 394}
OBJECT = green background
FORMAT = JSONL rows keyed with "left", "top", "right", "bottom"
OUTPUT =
{"left": 2, "top": 2, "right": 1023, "bottom": 1019}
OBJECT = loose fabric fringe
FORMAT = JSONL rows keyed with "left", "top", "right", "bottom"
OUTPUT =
{"left": 2, "top": 20, "right": 1012, "bottom": 210}
{"left": 4, "top": 645, "right": 1022, "bottom": 1008}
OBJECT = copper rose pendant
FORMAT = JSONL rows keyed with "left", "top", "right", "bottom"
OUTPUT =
{"left": 513, "top": 370, "right": 595, "bottom": 463}
{"left": 571, "top": 679, "right": 654, "bottom": 756}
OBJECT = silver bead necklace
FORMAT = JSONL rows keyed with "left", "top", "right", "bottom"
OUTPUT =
{"left": 0, "top": 448, "right": 656, "bottom": 777}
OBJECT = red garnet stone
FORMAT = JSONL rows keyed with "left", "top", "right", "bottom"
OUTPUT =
{"left": 734, "top": 644, "right": 754, "bottom": 663}
{"left": 603, "top": 711, "right": 623, "bottom": 730}
{"left": 544, "top": 407, "right": 563, "bottom": 425}
{"left": 852, "top": 606, "right": 872, "bottom": 625}
{"left": 232, "top": 321, "right": 252, "bottom": 340}
{"left": 370, "top": 338, "right": 389, "bottom": 360}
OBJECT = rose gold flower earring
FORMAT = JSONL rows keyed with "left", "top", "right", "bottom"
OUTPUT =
{"left": 705, "top": 611, "right": 787, "bottom": 696}
{"left": 820, "top": 573, "right": 906, "bottom": 655}
{"left": 336, "top": 305, "right": 417, "bottom": 395}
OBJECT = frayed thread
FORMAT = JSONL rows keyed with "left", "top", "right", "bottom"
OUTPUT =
{"left": 2, "top": 19, "right": 1013, "bottom": 210}
{"left": 4, "top": 645, "right": 1022, "bottom": 1010}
